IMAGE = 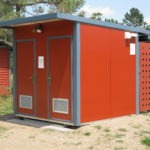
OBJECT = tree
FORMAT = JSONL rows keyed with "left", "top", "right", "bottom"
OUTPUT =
{"left": 0, "top": 1, "right": 15, "bottom": 42}
{"left": 91, "top": 12, "right": 102, "bottom": 20}
{"left": 2, "top": 0, "right": 85, "bottom": 17}
{"left": 56, "top": 0, "right": 85, "bottom": 13}
{"left": 77, "top": 10, "right": 86, "bottom": 17}
{"left": 105, "top": 18, "right": 118, "bottom": 24}
{"left": 0, "top": 1, "right": 15, "bottom": 20}
{"left": 123, "top": 8, "right": 146, "bottom": 27}
{"left": 0, "top": 0, "right": 85, "bottom": 41}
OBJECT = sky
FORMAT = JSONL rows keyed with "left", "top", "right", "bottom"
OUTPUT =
{"left": 80, "top": 0, "right": 150, "bottom": 23}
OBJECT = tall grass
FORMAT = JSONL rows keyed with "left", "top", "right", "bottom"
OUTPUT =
{"left": 0, "top": 95, "right": 13, "bottom": 115}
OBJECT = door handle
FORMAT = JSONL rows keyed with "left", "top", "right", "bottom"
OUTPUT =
{"left": 29, "top": 76, "right": 33, "bottom": 79}
{"left": 29, "top": 75, "right": 35, "bottom": 84}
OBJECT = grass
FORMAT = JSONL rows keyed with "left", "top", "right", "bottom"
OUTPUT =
{"left": 88, "top": 146, "right": 94, "bottom": 149}
{"left": 94, "top": 125, "right": 102, "bottom": 130}
{"left": 118, "top": 128, "right": 127, "bottom": 132}
{"left": 141, "top": 112, "right": 150, "bottom": 116}
{"left": 138, "top": 130, "right": 150, "bottom": 137}
{"left": 114, "top": 147, "right": 125, "bottom": 150}
{"left": 141, "top": 137, "right": 150, "bottom": 147}
{"left": 141, "top": 130, "right": 150, "bottom": 135}
{"left": 0, "top": 126, "right": 8, "bottom": 133}
{"left": 84, "top": 132, "right": 91, "bottom": 136}
{"left": 28, "top": 135, "right": 36, "bottom": 139}
{"left": 116, "top": 140, "right": 124, "bottom": 143}
{"left": 103, "top": 128, "right": 110, "bottom": 132}
{"left": 114, "top": 134, "right": 125, "bottom": 138}
{"left": 0, "top": 95, "right": 13, "bottom": 115}
{"left": 132, "top": 125, "right": 141, "bottom": 129}
{"left": 73, "top": 142, "right": 82, "bottom": 145}
{"left": 41, "top": 129, "right": 54, "bottom": 133}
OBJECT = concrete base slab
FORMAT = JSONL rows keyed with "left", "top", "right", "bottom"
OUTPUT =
{"left": 8, "top": 118, "right": 74, "bottom": 132}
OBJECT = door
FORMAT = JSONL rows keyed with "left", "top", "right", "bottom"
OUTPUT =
{"left": 48, "top": 37, "right": 72, "bottom": 121}
{"left": 16, "top": 40, "right": 36, "bottom": 115}
{"left": 140, "top": 42, "right": 150, "bottom": 112}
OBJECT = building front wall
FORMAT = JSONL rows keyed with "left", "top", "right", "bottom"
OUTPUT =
{"left": 14, "top": 20, "right": 74, "bottom": 122}
{"left": 80, "top": 24, "right": 136, "bottom": 123}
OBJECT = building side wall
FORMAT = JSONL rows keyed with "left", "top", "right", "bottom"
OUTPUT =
{"left": 80, "top": 24, "right": 136, "bottom": 123}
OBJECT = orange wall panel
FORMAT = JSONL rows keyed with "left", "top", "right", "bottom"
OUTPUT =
{"left": 80, "top": 24, "right": 136, "bottom": 123}
{"left": 110, "top": 29, "right": 136, "bottom": 117}
{"left": 80, "top": 25, "right": 111, "bottom": 123}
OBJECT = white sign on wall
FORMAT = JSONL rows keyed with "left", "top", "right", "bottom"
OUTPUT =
{"left": 38, "top": 56, "right": 44, "bottom": 69}
{"left": 130, "top": 43, "right": 136, "bottom": 55}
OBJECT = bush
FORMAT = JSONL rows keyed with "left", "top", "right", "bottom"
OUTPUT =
{"left": 141, "top": 137, "right": 150, "bottom": 147}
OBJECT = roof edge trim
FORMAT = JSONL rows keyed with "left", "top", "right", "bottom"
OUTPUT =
{"left": 0, "top": 13, "right": 149, "bottom": 34}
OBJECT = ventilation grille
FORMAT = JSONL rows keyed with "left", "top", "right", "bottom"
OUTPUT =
{"left": 53, "top": 98, "right": 69, "bottom": 114}
{"left": 19, "top": 95, "right": 32, "bottom": 109}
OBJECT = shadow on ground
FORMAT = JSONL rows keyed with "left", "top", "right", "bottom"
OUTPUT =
{"left": 0, "top": 114, "right": 15, "bottom": 121}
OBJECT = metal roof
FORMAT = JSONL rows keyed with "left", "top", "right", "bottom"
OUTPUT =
{"left": 0, "top": 13, "right": 150, "bottom": 34}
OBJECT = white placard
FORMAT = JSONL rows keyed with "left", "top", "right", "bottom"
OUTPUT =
{"left": 38, "top": 56, "right": 44, "bottom": 68}
{"left": 130, "top": 43, "right": 136, "bottom": 55}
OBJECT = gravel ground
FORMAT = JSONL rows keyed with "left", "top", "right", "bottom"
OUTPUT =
{"left": 0, "top": 113, "right": 150, "bottom": 150}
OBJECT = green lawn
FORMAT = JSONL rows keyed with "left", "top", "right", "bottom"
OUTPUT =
{"left": 0, "top": 95, "right": 13, "bottom": 115}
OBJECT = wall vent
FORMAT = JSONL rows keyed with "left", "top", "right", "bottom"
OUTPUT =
{"left": 53, "top": 98, "right": 69, "bottom": 114}
{"left": 19, "top": 95, "right": 32, "bottom": 109}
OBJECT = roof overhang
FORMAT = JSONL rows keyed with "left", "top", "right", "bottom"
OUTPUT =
{"left": 0, "top": 13, "right": 150, "bottom": 35}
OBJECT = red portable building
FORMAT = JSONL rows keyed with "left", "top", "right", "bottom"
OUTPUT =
{"left": 0, "top": 13, "right": 149, "bottom": 126}
{"left": 0, "top": 40, "right": 11, "bottom": 96}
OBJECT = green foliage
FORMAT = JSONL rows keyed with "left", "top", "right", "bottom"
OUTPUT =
{"left": 91, "top": 12, "right": 102, "bottom": 20}
{"left": 116, "top": 140, "right": 124, "bottom": 143}
{"left": 57, "top": 0, "right": 85, "bottom": 13}
{"left": 114, "top": 134, "right": 125, "bottom": 138}
{"left": 123, "top": 8, "right": 146, "bottom": 27}
{"left": 103, "top": 128, "right": 110, "bottom": 132}
{"left": 105, "top": 18, "right": 119, "bottom": 24}
{"left": 78, "top": 10, "right": 86, "bottom": 17}
{"left": 118, "top": 128, "right": 127, "bottom": 132}
{"left": 0, "top": 126, "right": 8, "bottom": 133}
{"left": 141, "top": 137, "right": 150, "bottom": 147}
{"left": 0, "top": 0, "right": 85, "bottom": 41}
{"left": 84, "top": 132, "right": 91, "bottom": 136}
{"left": 0, "top": 1, "right": 15, "bottom": 20}
{"left": 114, "top": 147, "right": 125, "bottom": 150}
{"left": 0, "top": 95, "right": 13, "bottom": 115}
{"left": 3, "top": 0, "right": 85, "bottom": 16}
{"left": 94, "top": 125, "right": 102, "bottom": 130}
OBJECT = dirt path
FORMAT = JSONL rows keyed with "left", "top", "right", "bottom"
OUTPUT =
{"left": 0, "top": 113, "right": 150, "bottom": 150}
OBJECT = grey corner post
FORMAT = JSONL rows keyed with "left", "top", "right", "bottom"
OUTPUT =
{"left": 73, "top": 22, "right": 81, "bottom": 126}
{"left": 136, "top": 34, "right": 140, "bottom": 114}
{"left": 12, "top": 29, "right": 17, "bottom": 114}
